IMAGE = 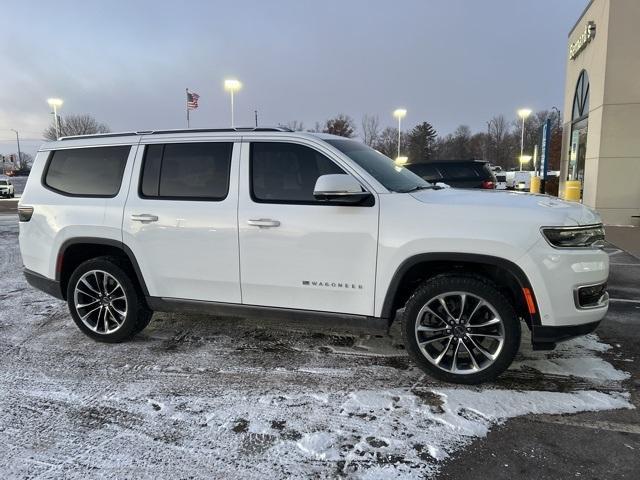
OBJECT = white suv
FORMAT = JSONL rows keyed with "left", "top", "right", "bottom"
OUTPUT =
{"left": 18, "top": 128, "right": 609, "bottom": 383}
{"left": 0, "top": 177, "right": 14, "bottom": 197}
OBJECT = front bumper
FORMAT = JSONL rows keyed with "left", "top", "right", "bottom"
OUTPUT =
{"left": 531, "top": 320, "right": 601, "bottom": 350}
{"left": 519, "top": 237, "right": 609, "bottom": 329}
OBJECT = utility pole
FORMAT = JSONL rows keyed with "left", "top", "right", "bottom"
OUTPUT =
{"left": 254, "top": 110, "right": 258, "bottom": 127}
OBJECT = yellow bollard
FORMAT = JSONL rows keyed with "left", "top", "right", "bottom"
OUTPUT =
{"left": 530, "top": 176, "right": 541, "bottom": 194}
{"left": 564, "top": 180, "right": 582, "bottom": 201}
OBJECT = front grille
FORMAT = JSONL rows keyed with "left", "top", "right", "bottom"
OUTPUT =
{"left": 575, "top": 282, "right": 608, "bottom": 309}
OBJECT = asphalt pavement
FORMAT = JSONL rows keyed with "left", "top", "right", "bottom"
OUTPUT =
{"left": 0, "top": 210, "right": 638, "bottom": 478}
{"left": 439, "top": 244, "right": 640, "bottom": 479}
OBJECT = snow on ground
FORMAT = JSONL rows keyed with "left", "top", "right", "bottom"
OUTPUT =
{"left": 0, "top": 214, "right": 632, "bottom": 479}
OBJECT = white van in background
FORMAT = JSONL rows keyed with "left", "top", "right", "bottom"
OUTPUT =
{"left": 505, "top": 171, "right": 533, "bottom": 191}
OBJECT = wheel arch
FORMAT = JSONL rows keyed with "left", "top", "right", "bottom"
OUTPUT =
{"left": 380, "top": 253, "right": 540, "bottom": 327}
{"left": 56, "top": 237, "right": 149, "bottom": 300}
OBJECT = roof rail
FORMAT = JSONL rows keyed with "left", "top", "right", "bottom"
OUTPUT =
{"left": 58, "top": 126, "right": 293, "bottom": 141}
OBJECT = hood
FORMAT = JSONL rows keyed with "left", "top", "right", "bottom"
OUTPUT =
{"left": 410, "top": 188, "right": 601, "bottom": 226}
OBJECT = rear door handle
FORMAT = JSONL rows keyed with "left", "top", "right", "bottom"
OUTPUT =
{"left": 247, "top": 218, "right": 280, "bottom": 228}
{"left": 131, "top": 214, "right": 158, "bottom": 223}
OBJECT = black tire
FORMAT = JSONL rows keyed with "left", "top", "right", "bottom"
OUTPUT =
{"left": 402, "top": 274, "right": 521, "bottom": 384}
{"left": 66, "top": 256, "right": 152, "bottom": 342}
{"left": 132, "top": 309, "right": 153, "bottom": 335}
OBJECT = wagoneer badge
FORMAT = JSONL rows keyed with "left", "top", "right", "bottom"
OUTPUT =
{"left": 302, "top": 280, "right": 363, "bottom": 290}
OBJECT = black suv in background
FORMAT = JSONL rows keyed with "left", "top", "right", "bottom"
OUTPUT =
{"left": 405, "top": 160, "right": 497, "bottom": 189}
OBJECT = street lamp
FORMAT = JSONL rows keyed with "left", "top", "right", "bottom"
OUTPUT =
{"left": 393, "top": 108, "right": 407, "bottom": 161}
{"left": 47, "top": 98, "right": 64, "bottom": 139}
{"left": 9, "top": 129, "right": 21, "bottom": 167}
{"left": 224, "top": 79, "right": 242, "bottom": 127}
{"left": 517, "top": 108, "right": 532, "bottom": 172}
{"left": 519, "top": 154, "right": 532, "bottom": 171}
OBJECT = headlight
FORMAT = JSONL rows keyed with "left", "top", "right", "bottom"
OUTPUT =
{"left": 541, "top": 224, "right": 605, "bottom": 248}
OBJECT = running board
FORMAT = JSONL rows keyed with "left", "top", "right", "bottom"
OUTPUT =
{"left": 146, "top": 297, "right": 390, "bottom": 333}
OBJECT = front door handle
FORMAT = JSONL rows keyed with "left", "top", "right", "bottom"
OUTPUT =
{"left": 131, "top": 214, "right": 159, "bottom": 223}
{"left": 247, "top": 218, "right": 280, "bottom": 228}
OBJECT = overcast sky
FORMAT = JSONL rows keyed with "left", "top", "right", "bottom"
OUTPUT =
{"left": 1, "top": 0, "right": 587, "bottom": 156}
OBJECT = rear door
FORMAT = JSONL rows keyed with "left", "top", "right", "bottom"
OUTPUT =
{"left": 237, "top": 138, "right": 379, "bottom": 315}
{"left": 123, "top": 136, "right": 241, "bottom": 303}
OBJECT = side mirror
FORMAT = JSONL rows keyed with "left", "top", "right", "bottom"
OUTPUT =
{"left": 313, "top": 174, "right": 372, "bottom": 202}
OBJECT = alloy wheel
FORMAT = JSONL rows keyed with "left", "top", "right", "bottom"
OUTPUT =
{"left": 414, "top": 291, "right": 505, "bottom": 374}
{"left": 73, "top": 269, "right": 128, "bottom": 334}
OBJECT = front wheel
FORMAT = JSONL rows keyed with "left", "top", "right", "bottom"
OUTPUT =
{"left": 67, "top": 256, "right": 152, "bottom": 342}
{"left": 402, "top": 275, "right": 521, "bottom": 384}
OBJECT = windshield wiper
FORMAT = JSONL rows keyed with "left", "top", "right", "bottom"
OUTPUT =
{"left": 398, "top": 185, "right": 438, "bottom": 193}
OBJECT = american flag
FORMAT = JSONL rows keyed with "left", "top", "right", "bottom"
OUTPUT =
{"left": 186, "top": 90, "right": 200, "bottom": 110}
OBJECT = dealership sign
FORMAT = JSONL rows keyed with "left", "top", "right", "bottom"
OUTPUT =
{"left": 569, "top": 21, "right": 596, "bottom": 60}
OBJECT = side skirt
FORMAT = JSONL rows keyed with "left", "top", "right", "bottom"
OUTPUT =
{"left": 146, "top": 297, "right": 390, "bottom": 333}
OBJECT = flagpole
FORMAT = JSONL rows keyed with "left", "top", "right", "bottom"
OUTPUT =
{"left": 186, "top": 88, "right": 190, "bottom": 128}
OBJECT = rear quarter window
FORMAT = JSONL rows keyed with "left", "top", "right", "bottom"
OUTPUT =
{"left": 437, "top": 164, "right": 481, "bottom": 179}
{"left": 43, "top": 146, "right": 130, "bottom": 197}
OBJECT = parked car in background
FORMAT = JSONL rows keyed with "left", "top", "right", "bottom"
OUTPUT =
{"left": 405, "top": 160, "right": 497, "bottom": 189}
{"left": 494, "top": 171, "right": 507, "bottom": 190}
{"left": 0, "top": 178, "right": 15, "bottom": 198}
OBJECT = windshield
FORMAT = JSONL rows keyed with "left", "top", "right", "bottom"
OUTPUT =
{"left": 0, "top": 180, "right": 8, "bottom": 185}
{"left": 325, "top": 139, "right": 431, "bottom": 193}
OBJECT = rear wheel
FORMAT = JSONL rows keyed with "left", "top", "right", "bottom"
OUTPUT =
{"left": 66, "top": 256, "right": 152, "bottom": 342}
{"left": 402, "top": 274, "right": 521, "bottom": 384}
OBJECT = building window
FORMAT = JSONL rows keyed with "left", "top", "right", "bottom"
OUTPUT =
{"left": 568, "top": 70, "right": 589, "bottom": 185}
{"left": 572, "top": 70, "right": 590, "bottom": 121}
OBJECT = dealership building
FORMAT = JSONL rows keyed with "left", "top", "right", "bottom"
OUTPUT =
{"left": 560, "top": 0, "right": 640, "bottom": 225}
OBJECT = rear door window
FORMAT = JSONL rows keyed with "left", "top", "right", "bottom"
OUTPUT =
{"left": 44, "top": 146, "right": 130, "bottom": 196}
{"left": 140, "top": 142, "right": 233, "bottom": 200}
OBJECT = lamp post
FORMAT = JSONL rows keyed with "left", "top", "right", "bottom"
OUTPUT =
{"left": 47, "top": 98, "right": 64, "bottom": 139}
{"left": 393, "top": 108, "right": 407, "bottom": 161}
{"left": 10, "top": 129, "right": 21, "bottom": 168}
{"left": 224, "top": 79, "right": 242, "bottom": 127}
{"left": 517, "top": 108, "right": 532, "bottom": 171}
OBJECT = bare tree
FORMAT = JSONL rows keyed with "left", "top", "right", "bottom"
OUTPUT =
{"left": 284, "top": 120, "right": 305, "bottom": 131}
{"left": 43, "top": 114, "right": 110, "bottom": 140}
{"left": 487, "top": 115, "right": 516, "bottom": 168}
{"left": 323, "top": 114, "right": 356, "bottom": 138}
{"left": 307, "top": 121, "right": 324, "bottom": 133}
{"left": 372, "top": 127, "right": 410, "bottom": 158}
{"left": 361, "top": 114, "right": 380, "bottom": 146}
{"left": 15, "top": 152, "right": 34, "bottom": 174}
